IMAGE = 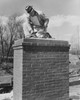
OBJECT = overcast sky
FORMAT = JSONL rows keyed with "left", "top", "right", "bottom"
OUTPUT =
{"left": 0, "top": 0, "right": 80, "bottom": 43}
{"left": 0, "top": 0, "right": 79, "bottom": 16}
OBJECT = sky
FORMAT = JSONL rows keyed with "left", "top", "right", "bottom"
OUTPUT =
{"left": 0, "top": 0, "right": 79, "bottom": 16}
{"left": 0, "top": 0, "right": 80, "bottom": 45}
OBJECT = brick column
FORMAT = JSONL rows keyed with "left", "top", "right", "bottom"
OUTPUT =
{"left": 13, "top": 38, "right": 70, "bottom": 100}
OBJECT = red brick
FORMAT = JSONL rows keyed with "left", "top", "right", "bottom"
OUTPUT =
{"left": 13, "top": 38, "right": 69, "bottom": 100}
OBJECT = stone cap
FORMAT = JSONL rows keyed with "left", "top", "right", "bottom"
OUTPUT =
{"left": 13, "top": 38, "right": 69, "bottom": 48}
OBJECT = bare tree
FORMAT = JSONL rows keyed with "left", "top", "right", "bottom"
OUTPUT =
{"left": 0, "top": 24, "right": 8, "bottom": 60}
{"left": 0, "top": 14, "right": 24, "bottom": 62}
{"left": 6, "top": 14, "right": 24, "bottom": 59}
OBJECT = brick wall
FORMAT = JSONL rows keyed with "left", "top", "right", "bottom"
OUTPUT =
{"left": 13, "top": 38, "right": 70, "bottom": 100}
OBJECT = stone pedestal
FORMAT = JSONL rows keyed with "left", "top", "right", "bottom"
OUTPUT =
{"left": 13, "top": 38, "right": 69, "bottom": 100}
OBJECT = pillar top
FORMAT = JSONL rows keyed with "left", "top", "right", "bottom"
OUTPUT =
{"left": 13, "top": 38, "right": 69, "bottom": 48}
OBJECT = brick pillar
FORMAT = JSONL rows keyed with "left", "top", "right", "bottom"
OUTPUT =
{"left": 13, "top": 38, "right": 70, "bottom": 100}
